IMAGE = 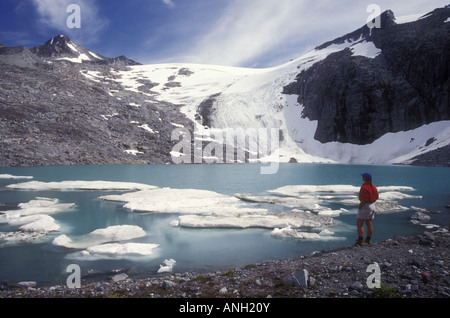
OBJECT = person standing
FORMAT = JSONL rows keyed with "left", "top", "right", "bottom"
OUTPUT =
{"left": 355, "top": 172, "right": 379, "bottom": 246}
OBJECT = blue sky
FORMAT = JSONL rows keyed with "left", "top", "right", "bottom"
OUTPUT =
{"left": 0, "top": 0, "right": 448, "bottom": 68}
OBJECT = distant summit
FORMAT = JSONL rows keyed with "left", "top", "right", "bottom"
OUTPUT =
{"left": 316, "top": 10, "right": 396, "bottom": 50}
{"left": 31, "top": 34, "right": 141, "bottom": 66}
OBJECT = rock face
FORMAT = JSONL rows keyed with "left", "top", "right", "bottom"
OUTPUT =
{"left": 283, "top": 8, "right": 450, "bottom": 145}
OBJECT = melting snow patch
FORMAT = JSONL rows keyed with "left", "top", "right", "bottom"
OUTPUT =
{"left": 350, "top": 41, "right": 381, "bottom": 58}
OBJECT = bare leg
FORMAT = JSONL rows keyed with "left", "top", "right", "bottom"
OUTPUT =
{"left": 357, "top": 219, "right": 365, "bottom": 238}
{"left": 366, "top": 220, "right": 373, "bottom": 238}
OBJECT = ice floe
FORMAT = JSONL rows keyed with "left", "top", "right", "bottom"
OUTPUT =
{"left": 0, "top": 197, "right": 74, "bottom": 245}
{"left": 235, "top": 193, "right": 322, "bottom": 210}
{"left": 2, "top": 197, "right": 75, "bottom": 219}
{"left": 0, "top": 174, "right": 33, "bottom": 180}
{"left": 176, "top": 209, "right": 333, "bottom": 229}
{"left": 99, "top": 183, "right": 421, "bottom": 232}
{"left": 54, "top": 225, "right": 158, "bottom": 260}
{"left": 82, "top": 242, "right": 160, "bottom": 257}
{"left": 157, "top": 258, "right": 176, "bottom": 273}
{"left": 6, "top": 180, "right": 157, "bottom": 191}
{"left": 100, "top": 188, "right": 266, "bottom": 214}
{"left": 52, "top": 225, "right": 147, "bottom": 249}
{"left": 271, "top": 227, "right": 339, "bottom": 240}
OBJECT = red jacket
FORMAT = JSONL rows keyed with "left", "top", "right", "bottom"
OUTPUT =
{"left": 359, "top": 183, "right": 379, "bottom": 204}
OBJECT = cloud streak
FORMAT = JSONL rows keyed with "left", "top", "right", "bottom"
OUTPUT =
{"left": 175, "top": 0, "right": 449, "bottom": 67}
{"left": 162, "top": 0, "right": 176, "bottom": 9}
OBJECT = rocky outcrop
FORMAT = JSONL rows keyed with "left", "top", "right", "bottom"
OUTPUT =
{"left": 0, "top": 41, "right": 191, "bottom": 167}
{"left": 283, "top": 8, "right": 450, "bottom": 145}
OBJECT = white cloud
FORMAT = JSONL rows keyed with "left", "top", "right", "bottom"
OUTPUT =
{"left": 176, "top": 0, "right": 450, "bottom": 67}
{"left": 162, "top": 0, "right": 176, "bottom": 9}
{"left": 31, "top": 0, "right": 108, "bottom": 44}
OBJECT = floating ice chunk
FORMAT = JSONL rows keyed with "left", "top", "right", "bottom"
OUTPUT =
{"left": 3, "top": 198, "right": 75, "bottom": 218}
{"left": 52, "top": 225, "right": 146, "bottom": 249}
{"left": 176, "top": 210, "right": 332, "bottom": 229}
{"left": 157, "top": 259, "right": 176, "bottom": 273}
{"left": 18, "top": 215, "right": 60, "bottom": 233}
{"left": 271, "top": 227, "right": 299, "bottom": 238}
{"left": 100, "top": 188, "right": 265, "bottom": 214}
{"left": 84, "top": 243, "right": 159, "bottom": 256}
{"left": 317, "top": 209, "right": 342, "bottom": 217}
{"left": 377, "top": 186, "right": 416, "bottom": 192}
{"left": 90, "top": 225, "right": 146, "bottom": 241}
{"left": 235, "top": 193, "right": 323, "bottom": 210}
{"left": 52, "top": 234, "right": 72, "bottom": 247}
{"left": 0, "top": 231, "right": 47, "bottom": 245}
{"left": 268, "top": 185, "right": 360, "bottom": 196}
{"left": 7, "top": 180, "right": 157, "bottom": 191}
{"left": 379, "top": 191, "right": 422, "bottom": 201}
{"left": 0, "top": 174, "right": 33, "bottom": 180}
{"left": 271, "top": 227, "right": 321, "bottom": 239}
{"left": 272, "top": 227, "right": 335, "bottom": 239}
{"left": 319, "top": 229, "right": 334, "bottom": 236}
{"left": 297, "top": 232, "right": 322, "bottom": 240}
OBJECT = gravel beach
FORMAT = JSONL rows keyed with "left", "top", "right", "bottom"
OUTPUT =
{"left": 1, "top": 229, "right": 448, "bottom": 299}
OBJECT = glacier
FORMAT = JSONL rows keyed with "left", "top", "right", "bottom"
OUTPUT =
{"left": 79, "top": 34, "right": 449, "bottom": 166}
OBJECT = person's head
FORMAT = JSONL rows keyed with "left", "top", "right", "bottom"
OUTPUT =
{"left": 361, "top": 172, "right": 372, "bottom": 183}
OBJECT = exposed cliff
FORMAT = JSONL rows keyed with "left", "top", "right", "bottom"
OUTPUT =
{"left": 283, "top": 8, "right": 449, "bottom": 145}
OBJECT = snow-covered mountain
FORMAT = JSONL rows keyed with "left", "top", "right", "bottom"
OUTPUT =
{"left": 0, "top": 7, "right": 448, "bottom": 167}
{"left": 31, "top": 34, "right": 140, "bottom": 66}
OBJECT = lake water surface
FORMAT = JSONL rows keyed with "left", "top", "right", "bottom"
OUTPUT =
{"left": 0, "top": 163, "right": 448, "bottom": 286}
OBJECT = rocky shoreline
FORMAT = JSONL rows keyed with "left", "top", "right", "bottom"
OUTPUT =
{"left": 1, "top": 229, "right": 448, "bottom": 299}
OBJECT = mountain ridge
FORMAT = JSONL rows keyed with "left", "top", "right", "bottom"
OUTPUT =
{"left": 0, "top": 6, "right": 448, "bottom": 167}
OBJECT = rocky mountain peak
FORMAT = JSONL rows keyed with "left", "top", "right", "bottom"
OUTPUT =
{"left": 31, "top": 34, "right": 77, "bottom": 58}
{"left": 45, "top": 34, "right": 71, "bottom": 46}
{"left": 28, "top": 34, "right": 141, "bottom": 66}
{"left": 316, "top": 10, "right": 396, "bottom": 50}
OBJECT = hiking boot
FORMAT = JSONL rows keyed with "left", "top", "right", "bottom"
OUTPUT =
{"left": 364, "top": 238, "right": 371, "bottom": 246}
{"left": 354, "top": 238, "right": 363, "bottom": 246}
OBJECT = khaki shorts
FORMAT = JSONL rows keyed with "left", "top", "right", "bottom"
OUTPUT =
{"left": 357, "top": 203, "right": 376, "bottom": 220}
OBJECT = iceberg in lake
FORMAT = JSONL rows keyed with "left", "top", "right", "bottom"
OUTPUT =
{"left": 6, "top": 180, "right": 157, "bottom": 191}
{"left": 82, "top": 242, "right": 160, "bottom": 256}
{"left": 100, "top": 187, "right": 334, "bottom": 229}
{"left": 176, "top": 209, "right": 332, "bottom": 229}
{"left": 0, "top": 197, "right": 74, "bottom": 245}
{"left": 271, "top": 227, "right": 337, "bottom": 239}
{"left": 97, "top": 183, "right": 421, "bottom": 232}
{"left": 2, "top": 197, "right": 75, "bottom": 218}
{"left": 100, "top": 188, "right": 268, "bottom": 214}
{"left": 52, "top": 225, "right": 147, "bottom": 249}
{"left": 0, "top": 174, "right": 33, "bottom": 180}
{"left": 157, "top": 258, "right": 176, "bottom": 273}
